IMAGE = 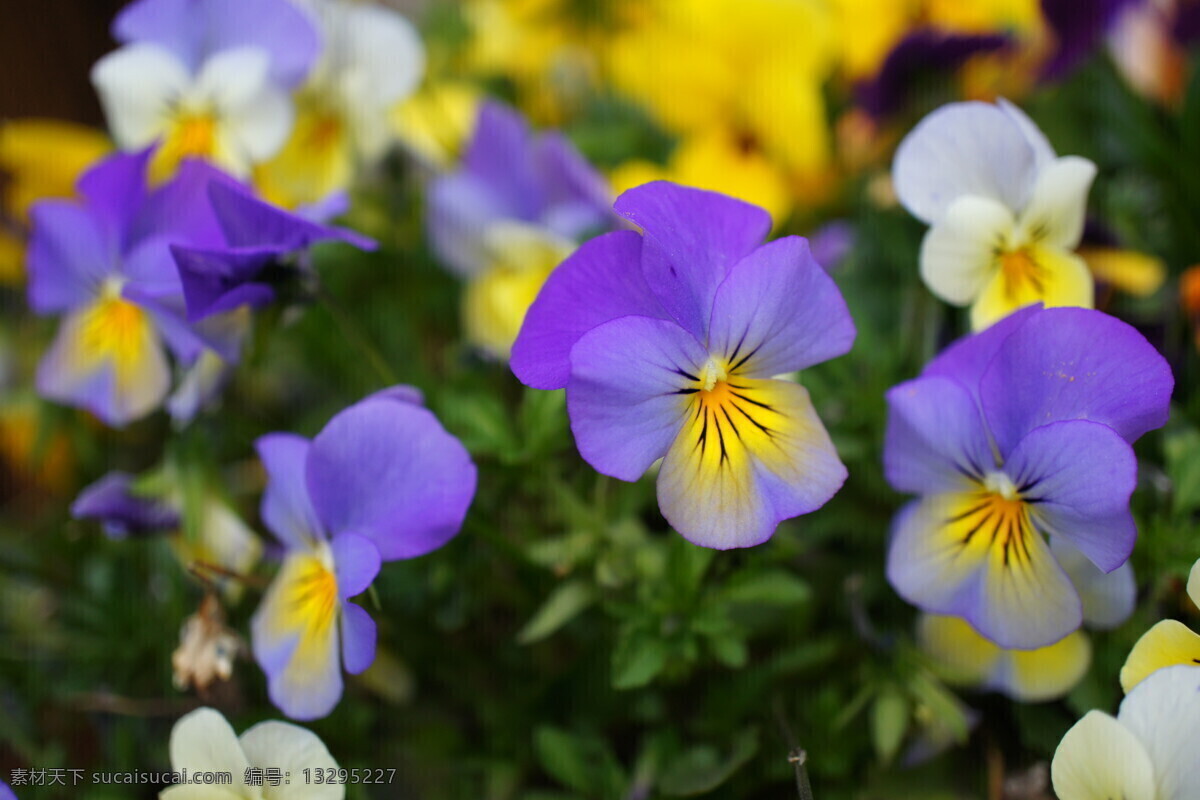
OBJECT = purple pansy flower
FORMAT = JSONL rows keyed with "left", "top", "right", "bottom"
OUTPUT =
{"left": 426, "top": 100, "right": 616, "bottom": 278}
{"left": 1040, "top": 0, "right": 1140, "bottom": 79}
{"left": 251, "top": 387, "right": 476, "bottom": 720}
{"left": 170, "top": 180, "right": 375, "bottom": 322}
{"left": 71, "top": 472, "right": 181, "bottom": 538}
{"left": 0, "top": 781, "right": 13, "bottom": 800}
{"left": 27, "top": 150, "right": 242, "bottom": 426}
{"left": 512, "top": 181, "right": 855, "bottom": 549}
{"left": 884, "top": 305, "right": 1172, "bottom": 649}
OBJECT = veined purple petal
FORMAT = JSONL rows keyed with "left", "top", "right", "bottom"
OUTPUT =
{"left": 706, "top": 236, "right": 856, "bottom": 377}
{"left": 565, "top": 315, "right": 706, "bottom": 482}
{"left": 1006, "top": 420, "right": 1138, "bottom": 573}
{"left": 113, "top": 0, "right": 321, "bottom": 87}
{"left": 512, "top": 230, "right": 666, "bottom": 390}
{"left": 27, "top": 201, "right": 115, "bottom": 314}
{"left": 77, "top": 150, "right": 154, "bottom": 250}
{"left": 884, "top": 376, "right": 996, "bottom": 495}
{"left": 256, "top": 433, "right": 325, "bottom": 550}
{"left": 979, "top": 307, "right": 1173, "bottom": 454}
{"left": 207, "top": 181, "right": 375, "bottom": 252}
{"left": 170, "top": 244, "right": 279, "bottom": 321}
{"left": 532, "top": 132, "right": 616, "bottom": 237}
{"left": 340, "top": 601, "right": 377, "bottom": 676}
{"left": 922, "top": 303, "right": 1041, "bottom": 392}
{"left": 305, "top": 395, "right": 477, "bottom": 561}
{"left": 331, "top": 533, "right": 382, "bottom": 600}
{"left": 71, "top": 471, "right": 180, "bottom": 538}
{"left": 614, "top": 181, "right": 771, "bottom": 340}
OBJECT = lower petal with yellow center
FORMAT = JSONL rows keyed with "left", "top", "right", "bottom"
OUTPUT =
{"left": 971, "top": 244, "right": 1093, "bottom": 330}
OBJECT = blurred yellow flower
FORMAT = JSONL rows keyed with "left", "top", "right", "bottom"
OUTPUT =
{"left": 391, "top": 81, "right": 483, "bottom": 169}
{"left": 1080, "top": 247, "right": 1167, "bottom": 298}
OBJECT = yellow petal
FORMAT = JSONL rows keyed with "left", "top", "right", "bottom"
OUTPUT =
{"left": 1006, "top": 630, "right": 1091, "bottom": 702}
{"left": 1080, "top": 247, "right": 1166, "bottom": 297}
{"left": 254, "top": 99, "right": 354, "bottom": 210}
{"left": 391, "top": 81, "right": 481, "bottom": 169}
{"left": 917, "top": 613, "right": 1003, "bottom": 684}
{"left": 970, "top": 245, "right": 1093, "bottom": 331}
{"left": 1189, "top": 557, "right": 1200, "bottom": 610}
{"left": 0, "top": 119, "right": 110, "bottom": 220}
{"left": 1120, "top": 619, "right": 1200, "bottom": 692}
{"left": 671, "top": 132, "right": 791, "bottom": 225}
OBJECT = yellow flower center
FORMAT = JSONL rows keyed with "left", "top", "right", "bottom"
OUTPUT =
{"left": 150, "top": 110, "right": 219, "bottom": 183}
{"left": 78, "top": 287, "right": 152, "bottom": 368}
{"left": 945, "top": 475, "right": 1037, "bottom": 569}
{"left": 998, "top": 248, "right": 1045, "bottom": 301}
{"left": 287, "top": 552, "right": 339, "bottom": 637}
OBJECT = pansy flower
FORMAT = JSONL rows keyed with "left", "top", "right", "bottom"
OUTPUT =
{"left": 91, "top": 0, "right": 320, "bottom": 181}
{"left": 426, "top": 100, "right": 616, "bottom": 358}
{"left": 884, "top": 305, "right": 1172, "bottom": 648}
{"left": 918, "top": 538, "right": 1136, "bottom": 702}
{"left": 27, "top": 151, "right": 241, "bottom": 426}
{"left": 71, "top": 471, "right": 181, "bottom": 538}
{"left": 255, "top": 0, "right": 425, "bottom": 209}
{"left": 1051, "top": 664, "right": 1200, "bottom": 800}
{"left": 512, "top": 181, "right": 855, "bottom": 549}
{"left": 893, "top": 100, "right": 1098, "bottom": 330}
{"left": 251, "top": 387, "right": 476, "bottom": 719}
{"left": 1120, "top": 556, "right": 1200, "bottom": 692}
{"left": 162, "top": 707, "right": 342, "bottom": 799}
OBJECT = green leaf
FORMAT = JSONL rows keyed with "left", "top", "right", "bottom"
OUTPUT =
{"left": 658, "top": 727, "right": 759, "bottom": 796}
{"left": 719, "top": 569, "right": 812, "bottom": 607}
{"left": 871, "top": 687, "right": 910, "bottom": 764}
{"left": 533, "top": 726, "right": 626, "bottom": 800}
{"left": 1165, "top": 425, "right": 1200, "bottom": 515}
{"left": 519, "top": 387, "right": 568, "bottom": 456}
{"left": 706, "top": 632, "right": 748, "bottom": 668}
{"left": 518, "top": 579, "right": 597, "bottom": 644}
{"left": 612, "top": 626, "right": 668, "bottom": 689}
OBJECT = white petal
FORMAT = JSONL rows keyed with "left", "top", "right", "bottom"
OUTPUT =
{"left": 1119, "top": 664, "right": 1200, "bottom": 800}
{"left": 893, "top": 101, "right": 1046, "bottom": 224}
{"left": 1051, "top": 710, "right": 1157, "bottom": 800}
{"left": 918, "top": 195, "right": 1014, "bottom": 306}
{"left": 196, "top": 48, "right": 272, "bottom": 111}
{"left": 91, "top": 43, "right": 191, "bottom": 149}
{"left": 997, "top": 98, "right": 1056, "bottom": 170}
{"left": 1016, "top": 156, "right": 1097, "bottom": 249}
{"left": 1187, "top": 557, "right": 1200, "bottom": 610}
{"left": 240, "top": 721, "right": 343, "bottom": 800}
{"left": 168, "top": 708, "right": 251, "bottom": 777}
{"left": 221, "top": 86, "right": 295, "bottom": 165}
{"left": 337, "top": 3, "right": 425, "bottom": 108}
{"left": 1051, "top": 536, "right": 1136, "bottom": 630}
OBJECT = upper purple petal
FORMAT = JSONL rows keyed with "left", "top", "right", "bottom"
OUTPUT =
{"left": 256, "top": 433, "right": 325, "bottom": 550}
{"left": 511, "top": 230, "right": 667, "bottom": 390}
{"left": 706, "top": 236, "right": 856, "bottom": 377}
{"left": 922, "top": 303, "right": 1041, "bottom": 391}
{"left": 26, "top": 201, "right": 115, "bottom": 314}
{"left": 77, "top": 150, "right": 154, "bottom": 251}
{"left": 461, "top": 101, "right": 544, "bottom": 219}
{"left": 331, "top": 532, "right": 382, "bottom": 600}
{"left": 305, "top": 395, "right": 477, "bottom": 561}
{"left": 979, "top": 308, "right": 1173, "bottom": 455}
{"left": 613, "top": 181, "right": 771, "bottom": 341}
{"left": 112, "top": 0, "right": 321, "bottom": 86}
{"left": 71, "top": 471, "right": 180, "bottom": 538}
{"left": 207, "top": 180, "right": 376, "bottom": 252}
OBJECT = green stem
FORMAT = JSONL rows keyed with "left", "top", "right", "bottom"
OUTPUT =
{"left": 315, "top": 283, "right": 400, "bottom": 386}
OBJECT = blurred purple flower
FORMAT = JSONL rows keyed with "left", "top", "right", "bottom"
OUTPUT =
{"left": 857, "top": 29, "right": 1010, "bottom": 119}
{"left": 251, "top": 387, "right": 476, "bottom": 720}
{"left": 71, "top": 472, "right": 181, "bottom": 539}
{"left": 426, "top": 100, "right": 616, "bottom": 278}
{"left": 1040, "top": 0, "right": 1141, "bottom": 79}
{"left": 26, "top": 150, "right": 241, "bottom": 426}
{"left": 170, "top": 180, "right": 374, "bottom": 322}
{"left": 884, "top": 306, "right": 1172, "bottom": 648}
{"left": 512, "top": 181, "right": 855, "bottom": 549}
{"left": 808, "top": 220, "right": 855, "bottom": 273}
{"left": 0, "top": 781, "right": 13, "bottom": 800}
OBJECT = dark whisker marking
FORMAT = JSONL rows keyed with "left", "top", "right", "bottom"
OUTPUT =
{"left": 669, "top": 388, "right": 699, "bottom": 395}
{"left": 959, "top": 519, "right": 986, "bottom": 546}
{"left": 1019, "top": 476, "right": 1044, "bottom": 494}
{"left": 695, "top": 407, "right": 711, "bottom": 457}
{"left": 671, "top": 367, "right": 701, "bottom": 382}
{"left": 730, "top": 391, "right": 776, "bottom": 412}
{"left": 716, "top": 416, "right": 729, "bottom": 467}
{"left": 720, "top": 407, "right": 743, "bottom": 441}
{"left": 730, "top": 342, "right": 763, "bottom": 373}
{"left": 944, "top": 501, "right": 991, "bottom": 524}
{"left": 729, "top": 400, "right": 776, "bottom": 438}
{"left": 726, "top": 328, "right": 751, "bottom": 366}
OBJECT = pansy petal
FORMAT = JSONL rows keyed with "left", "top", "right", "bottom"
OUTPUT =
{"left": 970, "top": 244, "right": 1093, "bottom": 331}
{"left": 339, "top": 600, "right": 377, "bottom": 677}
{"left": 1004, "top": 420, "right": 1137, "bottom": 573}
{"left": 306, "top": 397, "right": 477, "bottom": 561}
{"left": 980, "top": 308, "right": 1173, "bottom": 452}
{"left": 168, "top": 707, "right": 251, "bottom": 776}
{"left": 1118, "top": 664, "right": 1200, "bottom": 800}
{"left": 1017, "top": 156, "right": 1097, "bottom": 249}
{"left": 706, "top": 236, "right": 855, "bottom": 376}
{"left": 76, "top": 149, "right": 153, "bottom": 243}
{"left": 887, "top": 493, "right": 1081, "bottom": 649}
{"left": 512, "top": 230, "right": 666, "bottom": 390}
{"left": 255, "top": 433, "right": 323, "bottom": 549}
{"left": 1190, "top": 558, "right": 1200, "bottom": 609}
{"left": 208, "top": 180, "right": 373, "bottom": 251}
{"left": 919, "top": 195, "right": 1015, "bottom": 306}
{"left": 251, "top": 552, "right": 344, "bottom": 720}
{"left": 460, "top": 101, "right": 543, "bottom": 219}
{"left": 331, "top": 533, "right": 381, "bottom": 599}
{"left": 1051, "top": 536, "right": 1136, "bottom": 629}
{"left": 171, "top": 244, "right": 278, "bottom": 321}
{"left": 1002, "top": 629, "right": 1091, "bottom": 702}
{"left": 917, "top": 613, "right": 1002, "bottom": 684}
{"left": 91, "top": 43, "right": 191, "bottom": 150}
{"left": 893, "top": 101, "right": 1047, "bottom": 224}
{"left": 922, "top": 304, "right": 1040, "bottom": 391}
{"left": 239, "top": 721, "right": 343, "bottom": 800}
{"left": 1051, "top": 710, "right": 1157, "bottom": 800}
{"left": 614, "top": 181, "right": 771, "bottom": 340}
{"left": 71, "top": 471, "right": 180, "bottom": 537}
{"left": 884, "top": 376, "right": 996, "bottom": 495}
{"left": 1119, "top": 621, "right": 1200, "bottom": 693}
{"left": 27, "top": 201, "right": 113, "bottom": 313}
{"left": 565, "top": 316, "right": 706, "bottom": 482}
{"left": 657, "top": 378, "right": 846, "bottom": 549}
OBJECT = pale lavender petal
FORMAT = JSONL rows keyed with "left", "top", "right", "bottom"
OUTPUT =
{"left": 980, "top": 308, "right": 1173, "bottom": 454}
{"left": 256, "top": 433, "right": 324, "bottom": 549}
{"left": 1005, "top": 420, "right": 1139, "bottom": 573}
{"left": 614, "top": 181, "right": 771, "bottom": 340}
{"left": 71, "top": 471, "right": 180, "bottom": 538}
{"left": 565, "top": 316, "right": 705, "bottom": 482}
{"left": 884, "top": 376, "right": 996, "bottom": 494}
{"left": 706, "top": 236, "right": 855, "bottom": 377}
{"left": 306, "top": 396, "right": 477, "bottom": 561}
{"left": 461, "top": 101, "right": 543, "bottom": 219}
{"left": 511, "top": 230, "right": 666, "bottom": 390}
{"left": 340, "top": 601, "right": 377, "bottom": 676}
{"left": 1051, "top": 536, "right": 1136, "bottom": 629}
{"left": 27, "top": 201, "right": 114, "bottom": 313}
{"left": 425, "top": 172, "right": 514, "bottom": 277}
{"left": 331, "top": 533, "right": 381, "bottom": 599}
{"left": 532, "top": 132, "right": 615, "bottom": 237}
